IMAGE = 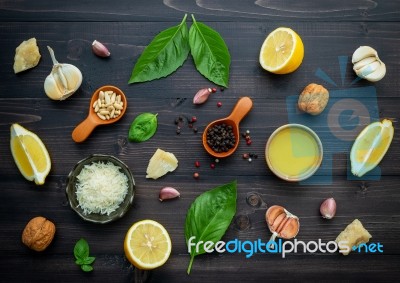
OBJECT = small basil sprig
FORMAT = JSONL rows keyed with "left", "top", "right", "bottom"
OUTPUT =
{"left": 74, "top": 238, "right": 95, "bottom": 272}
{"left": 128, "top": 113, "right": 158, "bottom": 142}
{"left": 128, "top": 14, "right": 231, "bottom": 87}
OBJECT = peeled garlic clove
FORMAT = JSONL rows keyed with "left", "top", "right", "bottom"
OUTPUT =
{"left": 353, "top": 56, "right": 376, "bottom": 71}
{"left": 364, "top": 62, "right": 386, "bottom": 82}
{"left": 351, "top": 46, "right": 377, "bottom": 63}
{"left": 44, "top": 46, "right": 82, "bottom": 100}
{"left": 352, "top": 46, "right": 386, "bottom": 82}
{"left": 92, "top": 40, "right": 111, "bottom": 58}
{"left": 159, "top": 187, "right": 180, "bottom": 201}
{"left": 356, "top": 60, "right": 381, "bottom": 78}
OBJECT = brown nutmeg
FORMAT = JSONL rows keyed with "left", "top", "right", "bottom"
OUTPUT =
{"left": 22, "top": 216, "right": 56, "bottom": 251}
{"left": 298, "top": 83, "right": 329, "bottom": 115}
{"left": 265, "top": 205, "right": 299, "bottom": 241}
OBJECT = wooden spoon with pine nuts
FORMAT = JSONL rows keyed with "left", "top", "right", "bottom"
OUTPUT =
{"left": 72, "top": 85, "right": 127, "bottom": 143}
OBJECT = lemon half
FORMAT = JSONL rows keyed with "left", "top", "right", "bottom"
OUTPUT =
{"left": 10, "top": 123, "right": 51, "bottom": 185}
{"left": 350, "top": 119, "right": 394, "bottom": 177}
{"left": 259, "top": 27, "right": 304, "bottom": 74}
{"left": 124, "top": 219, "right": 172, "bottom": 270}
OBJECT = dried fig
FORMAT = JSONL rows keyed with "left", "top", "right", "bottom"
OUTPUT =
{"left": 22, "top": 216, "right": 56, "bottom": 251}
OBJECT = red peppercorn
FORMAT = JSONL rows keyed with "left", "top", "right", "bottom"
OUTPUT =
{"left": 193, "top": 172, "right": 200, "bottom": 179}
{"left": 195, "top": 161, "right": 200, "bottom": 168}
{"left": 245, "top": 135, "right": 251, "bottom": 140}
{"left": 191, "top": 116, "right": 197, "bottom": 123}
{"left": 243, "top": 153, "right": 249, "bottom": 159}
{"left": 212, "top": 87, "right": 217, "bottom": 93}
{"left": 210, "top": 163, "right": 215, "bottom": 169}
{"left": 246, "top": 139, "right": 252, "bottom": 145}
{"left": 217, "top": 102, "right": 222, "bottom": 107}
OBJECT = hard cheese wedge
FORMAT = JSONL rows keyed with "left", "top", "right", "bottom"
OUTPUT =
{"left": 146, "top": 148, "right": 178, "bottom": 179}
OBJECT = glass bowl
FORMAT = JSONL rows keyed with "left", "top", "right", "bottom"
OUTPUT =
{"left": 66, "top": 154, "right": 135, "bottom": 224}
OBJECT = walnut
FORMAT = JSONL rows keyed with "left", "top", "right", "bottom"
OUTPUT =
{"left": 22, "top": 216, "right": 56, "bottom": 251}
{"left": 298, "top": 83, "right": 329, "bottom": 115}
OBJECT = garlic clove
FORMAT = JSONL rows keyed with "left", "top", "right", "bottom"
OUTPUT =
{"left": 356, "top": 60, "right": 381, "bottom": 78}
{"left": 352, "top": 46, "right": 377, "bottom": 63}
{"left": 193, "top": 88, "right": 212, "bottom": 104}
{"left": 352, "top": 46, "right": 386, "bottom": 82}
{"left": 92, "top": 40, "right": 111, "bottom": 58}
{"left": 44, "top": 46, "right": 82, "bottom": 100}
{"left": 320, "top": 198, "right": 337, "bottom": 219}
{"left": 159, "top": 187, "right": 180, "bottom": 201}
{"left": 265, "top": 205, "right": 299, "bottom": 240}
{"left": 364, "top": 62, "right": 386, "bottom": 82}
{"left": 353, "top": 56, "right": 377, "bottom": 71}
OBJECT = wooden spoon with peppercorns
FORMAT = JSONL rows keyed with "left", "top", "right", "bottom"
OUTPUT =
{"left": 202, "top": 96, "right": 253, "bottom": 158}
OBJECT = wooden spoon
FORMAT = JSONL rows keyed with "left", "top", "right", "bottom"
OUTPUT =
{"left": 72, "top": 85, "right": 127, "bottom": 143}
{"left": 202, "top": 97, "right": 253, "bottom": 158}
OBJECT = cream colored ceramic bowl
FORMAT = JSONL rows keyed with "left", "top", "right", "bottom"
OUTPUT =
{"left": 265, "top": 124, "right": 323, "bottom": 181}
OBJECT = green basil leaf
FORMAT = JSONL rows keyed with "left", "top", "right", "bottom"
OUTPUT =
{"left": 128, "top": 113, "right": 158, "bottom": 142}
{"left": 189, "top": 14, "right": 231, "bottom": 88}
{"left": 128, "top": 14, "right": 190, "bottom": 84}
{"left": 75, "top": 259, "right": 84, "bottom": 265}
{"left": 185, "top": 180, "right": 237, "bottom": 274}
{"left": 82, "top": 256, "right": 96, "bottom": 265}
{"left": 81, "top": 264, "right": 93, "bottom": 272}
{"left": 74, "top": 238, "right": 89, "bottom": 260}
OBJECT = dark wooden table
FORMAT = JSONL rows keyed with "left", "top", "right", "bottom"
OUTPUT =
{"left": 1, "top": 1, "right": 399, "bottom": 282}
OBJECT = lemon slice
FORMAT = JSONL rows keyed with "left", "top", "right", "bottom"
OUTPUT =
{"left": 124, "top": 219, "right": 172, "bottom": 270}
{"left": 10, "top": 124, "right": 51, "bottom": 185}
{"left": 259, "top": 27, "right": 304, "bottom": 74}
{"left": 350, "top": 119, "right": 394, "bottom": 177}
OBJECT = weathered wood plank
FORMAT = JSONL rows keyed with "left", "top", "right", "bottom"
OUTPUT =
{"left": 0, "top": 0, "right": 399, "bottom": 22}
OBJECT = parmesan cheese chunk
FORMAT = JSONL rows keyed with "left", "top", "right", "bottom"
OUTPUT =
{"left": 14, "top": 38, "right": 41, "bottom": 73}
{"left": 75, "top": 161, "right": 129, "bottom": 216}
{"left": 335, "top": 219, "right": 372, "bottom": 255}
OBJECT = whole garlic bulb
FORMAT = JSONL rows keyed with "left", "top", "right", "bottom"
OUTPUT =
{"left": 352, "top": 46, "right": 386, "bottom": 82}
{"left": 44, "top": 46, "right": 82, "bottom": 100}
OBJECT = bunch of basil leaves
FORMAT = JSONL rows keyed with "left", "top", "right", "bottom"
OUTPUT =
{"left": 185, "top": 180, "right": 237, "bottom": 274}
{"left": 128, "top": 14, "right": 231, "bottom": 88}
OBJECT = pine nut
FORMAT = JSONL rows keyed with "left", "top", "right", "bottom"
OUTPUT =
{"left": 97, "top": 112, "right": 106, "bottom": 120}
{"left": 93, "top": 90, "right": 124, "bottom": 120}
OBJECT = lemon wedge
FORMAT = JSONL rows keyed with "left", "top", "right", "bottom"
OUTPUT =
{"left": 10, "top": 123, "right": 51, "bottom": 185}
{"left": 350, "top": 119, "right": 394, "bottom": 177}
{"left": 124, "top": 219, "right": 172, "bottom": 270}
{"left": 259, "top": 27, "right": 304, "bottom": 74}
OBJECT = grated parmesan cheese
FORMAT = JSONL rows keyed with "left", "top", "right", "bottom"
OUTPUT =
{"left": 75, "top": 161, "right": 129, "bottom": 216}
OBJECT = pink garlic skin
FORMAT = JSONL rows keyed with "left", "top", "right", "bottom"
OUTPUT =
{"left": 320, "top": 198, "right": 337, "bottom": 219}
{"left": 193, "top": 88, "right": 212, "bottom": 104}
{"left": 92, "top": 40, "right": 111, "bottom": 58}
{"left": 159, "top": 187, "right": 180, "bottom": 201}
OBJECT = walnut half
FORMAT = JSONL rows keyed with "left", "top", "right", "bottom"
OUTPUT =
{"left": 298, "top": 83, "right": 329, "bottom": 115}
{"left": 22, "top": 216, "right": 56, "bottom": 252}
